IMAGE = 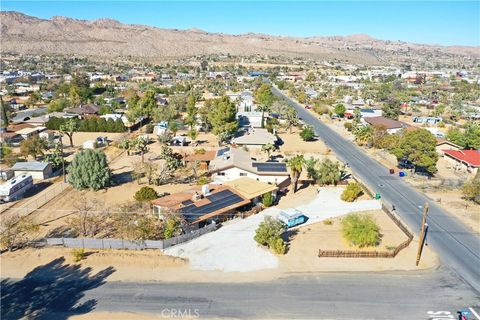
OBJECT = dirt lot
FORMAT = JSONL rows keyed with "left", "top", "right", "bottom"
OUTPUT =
{"left": 280, "top": 210, "right": 437, "bottom": 272}
{"left": 277, "top": 127, "right": 331, "bottom": 156}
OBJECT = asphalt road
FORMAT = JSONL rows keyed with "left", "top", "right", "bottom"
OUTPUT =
{"left": 271, "top": 84, "right": 480, "bottom": 293}
{"left": 2, "top": 269, "right": 479, "bottom": 319}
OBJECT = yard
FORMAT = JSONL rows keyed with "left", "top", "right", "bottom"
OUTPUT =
{"left": 164, "top": 186, "right": 437, "bottom": 274}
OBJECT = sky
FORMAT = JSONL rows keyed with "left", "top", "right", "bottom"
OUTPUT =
{"left": 1, "top": 1, "right": 479, "bottom": 46}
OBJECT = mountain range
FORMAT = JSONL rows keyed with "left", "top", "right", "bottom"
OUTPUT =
{"left": 1, "top": 11, "right": 479, "bottom": 64}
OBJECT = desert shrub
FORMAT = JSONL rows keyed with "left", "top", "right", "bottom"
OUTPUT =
{"left": 134, "top": 186, "right": 159, "bottom": 202}
{"left": 269, "top": 237, "right": 287, "bottom": 255}
{"left": 194, "top": 148, "right": 206, "bottom": 154}
{"left": 68, "top": 149, "right": 111, "bottom": 191}
{"left": 313, "top": 105, "right": 329, "bottom": 115}
{"left": 71, "top": 248, "right": 86, "bottom": 262}
{"left": 197, "top": 176, "right": 209, "bottom": 185}
{"left": 163, "top": 214, "right": 184, "bottom": 239}
{"left": 344, "top": 122, "right": 353, "bottom": 131}
{"left": 254, "top": 216, "right": 285, "bottom": 247}
{"left": 341, "top": 214, "right": 380, "bottom": 248}
{"left": 262, "top": 192, "right": 274, "bottom": 207}
{"left": 462, "top": 179, "right": 480, "bottom": 204}
{"left": 437, "top": 121, "right": 445, "bottom": 128}
{"left": 323, "top": 219, "right": 333, "bottom": 225}
{"left": 341, "top": 183, "right": 363, "bottom": 202}
{"left": 157, "top": 132, "right": 173, "bottom": 145}
{"left": 300, "top": 125, "right": 316, "bottom": 141}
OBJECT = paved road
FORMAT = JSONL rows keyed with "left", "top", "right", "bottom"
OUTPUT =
{"left": 271, "top": 84, "right": 480, "bottom": 293}
{"left": 2, "top": 269, "right": 479, "bottom": 319}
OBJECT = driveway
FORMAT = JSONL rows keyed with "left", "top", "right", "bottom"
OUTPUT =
{"left": 165, "top": 188, "right": 381, "bottom": 272}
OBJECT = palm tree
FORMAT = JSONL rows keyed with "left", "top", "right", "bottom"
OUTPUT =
{"left": 353, "top": 125, "right": 373, "bottom": 146}
{"left": 287, "top": 155, "right": 305, "bottom": 193}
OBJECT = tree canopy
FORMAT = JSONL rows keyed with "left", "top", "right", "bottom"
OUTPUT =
{"left": 207, "top": 96, "right": 238, "bottom": 142}
{"left": 392, "top": 129, "right": 438, "bottom": 175}
{"left": 68, "top": 149, "right": 111, "bottom": 191}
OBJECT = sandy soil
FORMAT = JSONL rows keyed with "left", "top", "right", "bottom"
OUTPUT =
{"left": 60, "top": 132, "right": 125, "bottom": 149}
{"left": 277, "top": 127, "right": 331, "bottom": 156}
{"left": 280, "top": 210, "right": 437, "bottom": 272}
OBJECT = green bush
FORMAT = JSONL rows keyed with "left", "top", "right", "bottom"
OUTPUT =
{"left": 300, "top": 125, "right": 315, "bottom": 141}
{"left": 344, "top": 122, "right": 353, "bottom": 131}
{"left": 134, "top": 186, "right": 159, "bottom": 202}
{"left": 163, "top": 215, "right": 183, "bottom": 239}
{"left": 341, "top": 214, "right": 380, "bottom": 248}
{"left": 254, "top": 216, "right": 285, "bottom": 247}
{"left": 71, "top": 248, "right": 86, "bottom": 262}
{"left": 269, "top": 237, "right": 287, "bottom": 255}
{"left": 323, "top": 219, "right": 333, "bottom": 225}
{"left": 313, "top": 105, "right": 329, "bottom": 115}
{"left": 262, "top": 192, "right": 274, "bottom": 207}
{"left": 197, "top": 176, "right": 209, "bottom": 185}
{"left": 68, "top": 149, "right": 111, "bottom": 191}
{"left": 462, "top": 179, "right": 480, "bottom": 204}
{"left": 341, "top": 183, "right": 363, "bottom": 202}
{"left": 334, "top": 104, "right": 346, "bottom": 117}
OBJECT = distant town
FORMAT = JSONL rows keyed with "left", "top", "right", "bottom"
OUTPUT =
{"left": 1, "top": 11, "right": 479, "bottom": 320}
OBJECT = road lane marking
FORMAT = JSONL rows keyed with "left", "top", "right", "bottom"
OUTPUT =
{"left": 469, "top": 307, "right": 480, "bottom": 320}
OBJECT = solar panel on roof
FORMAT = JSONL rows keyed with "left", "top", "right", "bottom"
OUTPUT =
{"left": 252, "top": 162, "right": 287, "bottom": 172}
{"left": 180, "top": 190, "right": 245, "bottom": 221}
{"left": 181, "top": 200, "right": 193, "bottom": 206}
{"left": 216, "top": 148, "right": 230, "bottom": 157}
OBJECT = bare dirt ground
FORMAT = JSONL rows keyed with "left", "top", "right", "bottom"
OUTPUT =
{"left": 277, "top": 127, "right": 330, "bottom": 156}
{"left": 280, "top": 210, "right": 437, "bottom": 272}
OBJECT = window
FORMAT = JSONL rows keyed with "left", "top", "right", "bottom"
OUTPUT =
{"left": 239, "top": 172, "right": 247, "bottom": 176}
{"left": 218, "top": 172, "right": 226, "bottom": 176}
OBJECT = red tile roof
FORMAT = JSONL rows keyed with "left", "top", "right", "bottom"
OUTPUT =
{"left": 443, "top": 149, "right": 480, "bottom": 167}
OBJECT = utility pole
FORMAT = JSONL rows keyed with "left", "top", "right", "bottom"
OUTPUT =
{"left": 60, "top": 135, "right": 66, "bottom": 183}
{"left": 416, "top": 202, "right": 429, "bottom": 266}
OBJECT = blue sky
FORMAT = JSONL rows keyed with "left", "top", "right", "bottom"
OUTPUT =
{"left": 1, "top": 1, "right": 479, "bottom": 46}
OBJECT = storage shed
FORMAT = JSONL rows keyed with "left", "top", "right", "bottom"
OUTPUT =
{"left": 11, "top": 161, "right": 53, "bottom": 180}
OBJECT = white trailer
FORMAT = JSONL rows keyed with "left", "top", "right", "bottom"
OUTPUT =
{"left": 0, "top": 174, "right": 34, "bottom": 203}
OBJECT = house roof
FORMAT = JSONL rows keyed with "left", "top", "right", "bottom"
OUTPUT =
{"left": 232, "top": 128, "right": 277, "bottom": 146}
{"left": 15, "top": 126, "right": 45, "bottom": 135}
{"left": 183, "top": 150, "right": 217, "bottom": 162}
{"left": 65, "top": 104, "right": 100, "bottom": 115}
{"left": 364, "top": 116, "right": 409, "bottom": 130}
{"left": 436, "top": 139, "right": 461, "bottom": 149}
{"left": 443, "top": 150, "right": 480, "bottom": 167}
{"left": 12, "top": 161, "right": 51, "bottom": 171}
{"left": 208, "top": 147, "right": 289, "bottom": 176}
{"left": 7, "top": 123, "right": 35, "bottom": 132}
{"left": 151, "top": 185, "right": 249, "bottom": 224}
{"left": 223, "top": 177, "right": 278, "bottom": 199}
